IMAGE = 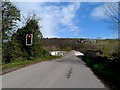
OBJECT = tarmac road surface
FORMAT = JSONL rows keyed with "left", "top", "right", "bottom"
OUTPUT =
{"left": 2, "top": 51, "right": 107, "bottom": 88}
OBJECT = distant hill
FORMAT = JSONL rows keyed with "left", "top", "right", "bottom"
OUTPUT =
{"left": 42, "top": 38, "right": 118, "bottom": 56}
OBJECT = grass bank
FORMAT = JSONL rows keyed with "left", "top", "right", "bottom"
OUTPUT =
{"left": 82, "top": 56, "right": 120, "bottom": 90}
{"left": 2, "top": 56, "right": 61, "bottom": 75}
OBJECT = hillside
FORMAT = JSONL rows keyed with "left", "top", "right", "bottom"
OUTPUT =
{"left": 43, "top": 38, "right": 119, "bottom": 57}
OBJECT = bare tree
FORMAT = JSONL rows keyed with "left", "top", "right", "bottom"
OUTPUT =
{"left": 103, "top": 2, "right": 120, "bottom": 57}
{"left": 103, "top": 2, "right": 120, "bottom": 31}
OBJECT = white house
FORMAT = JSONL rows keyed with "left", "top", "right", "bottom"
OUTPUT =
{"left": 50, "top": 51, "right": 66, "bottom": 56}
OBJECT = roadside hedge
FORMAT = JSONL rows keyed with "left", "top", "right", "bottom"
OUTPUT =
{"left": 82, "top": 55, "right": 120, "bottom": 90}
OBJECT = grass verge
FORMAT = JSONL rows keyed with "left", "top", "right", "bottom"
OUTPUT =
{"left": 1, "top": 56, "right": 61, "bottom": 75}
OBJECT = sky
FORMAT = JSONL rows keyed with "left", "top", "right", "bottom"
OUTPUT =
{"left": 12, "top": 1, "right": 119, "bottom": 39}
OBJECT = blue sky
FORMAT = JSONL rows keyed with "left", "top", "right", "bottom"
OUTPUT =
{"left": 12, "top": 1, "right": 118, "bottom": 39}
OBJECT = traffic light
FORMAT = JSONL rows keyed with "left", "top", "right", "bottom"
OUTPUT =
{"left": 26, "top": 34, "right": 33, "bottom": 46}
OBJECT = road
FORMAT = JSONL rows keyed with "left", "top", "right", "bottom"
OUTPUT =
{"left": 2, "top": 51, "right": 107, "bottom": 88}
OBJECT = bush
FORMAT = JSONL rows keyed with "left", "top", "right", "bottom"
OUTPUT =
{"left": 82, "top": 55, "right": 120, "bottom": 90}
{"left": 2, "top": 42, "right": 23, "bottom": 63}
{"left": 65, "top": 46, "right": 72, "bottom": 52}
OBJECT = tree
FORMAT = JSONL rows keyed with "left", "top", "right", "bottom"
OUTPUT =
{"left": 103, "top": 2, "right": 120, "bottom": 30}
{"left": 103, "top": 2, "right": 120, "bottom": 57}
{"left": 11, "top": 14, "right": 45, "bottom": 60}
{"left": 3, "top": 14, "right": 45, "bottom": 63}
{"left": 2, "top": 1, "right": 21, "bottom": 63}
{"left": 2, "top": 1, "right": 20, "bottom": 40}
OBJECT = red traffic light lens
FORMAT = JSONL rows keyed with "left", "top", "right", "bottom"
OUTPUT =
{"left": 27, "top": 34, "right": 31, "bottom": 38}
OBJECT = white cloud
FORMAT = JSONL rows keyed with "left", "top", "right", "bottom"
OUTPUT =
{"left": 11, "top": 0, "right": 119, "bottom": 2}
{"left": 13, "top": 2, "right": 81, "bottom": 38}
{"left": 91, "top": 3, "right": 118, "bottom": 19}
{"left": 90, "top": 4, "right": 107, "bottom": 19}
{"left": 60, "top": 3, "right": 80, "bottom": 25}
